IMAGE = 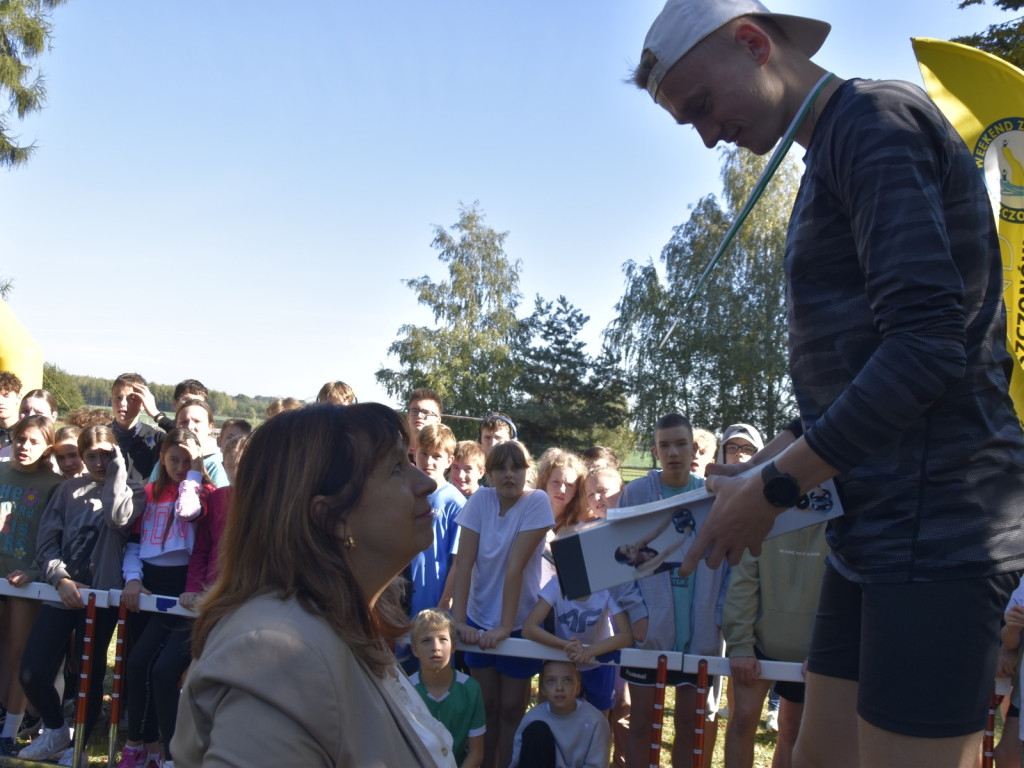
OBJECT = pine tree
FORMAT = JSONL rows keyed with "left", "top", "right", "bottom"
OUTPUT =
{"left": 0, "top": 0, "right": 67, "bottom": 168}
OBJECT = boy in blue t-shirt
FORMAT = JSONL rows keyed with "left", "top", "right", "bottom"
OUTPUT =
{"left": 399, "top": 423, "right": 465, "bottom": 673}
{"left": 409, "top": 609, "right": 485, "bottom": 768}
{"left": 411, "top": 423, "right": 465, "bottom": 617}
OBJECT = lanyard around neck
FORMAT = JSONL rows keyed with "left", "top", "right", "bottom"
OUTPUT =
{"left": 659, "top": 72, "right": 836, "bottom": 349}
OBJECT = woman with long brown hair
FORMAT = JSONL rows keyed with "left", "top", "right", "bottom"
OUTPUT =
{"left": 172, "top": 403, "right": 456, "bottom": 767}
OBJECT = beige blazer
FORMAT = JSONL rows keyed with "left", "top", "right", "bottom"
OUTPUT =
{"left": 172, "top": 593, "right": 440, "bottom": 767}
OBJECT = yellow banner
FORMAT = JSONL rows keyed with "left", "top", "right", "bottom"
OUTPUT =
{"left": 914, "top": 38, "right": 1024, "bottom": 423}
{"left": 0, "top": 301, "right": 42, "bottom": 392}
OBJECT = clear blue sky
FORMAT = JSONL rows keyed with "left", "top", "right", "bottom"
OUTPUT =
{"left": 2, "top": 0, "right": 1016, "bottom": 409}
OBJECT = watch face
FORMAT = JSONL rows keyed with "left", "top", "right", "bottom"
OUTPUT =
{"left": 765, "top": 474, "right": 801, "bottom": 508}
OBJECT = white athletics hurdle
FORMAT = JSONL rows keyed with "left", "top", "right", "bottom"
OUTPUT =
{"left": 0, "top": 580, "right": 1007, "bottom": 767}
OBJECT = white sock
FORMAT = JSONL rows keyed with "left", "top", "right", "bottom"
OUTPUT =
{"left": 1, "top": 712, "right": 23, "bottom": 738}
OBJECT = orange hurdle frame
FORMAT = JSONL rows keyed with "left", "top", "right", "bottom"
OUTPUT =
{"left": 648, "top": 655, "right": 668, "bottom": 768}
{"left": 107, "top": 601, "right": 129, "bottom": 768}
{"left": 70, "top": 594, "right": 97, "bottom": 768}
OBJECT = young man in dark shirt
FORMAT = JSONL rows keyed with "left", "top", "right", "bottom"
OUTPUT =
{"left": 109, "top": 372, "right": 164, "bottom": 485}
{"left": 633, "top": 1, "right": 1024, "bottom": 765}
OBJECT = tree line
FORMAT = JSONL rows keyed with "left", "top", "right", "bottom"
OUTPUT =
{"left": 41, "top": 364, "right": 278, "bottom": 423}
{"left": 376, "top": 148, "right": 800, "bottom": 455}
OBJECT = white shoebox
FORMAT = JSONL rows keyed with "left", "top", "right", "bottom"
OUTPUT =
{"left": 550, "top": 476, "right": 842, "bottom": 600}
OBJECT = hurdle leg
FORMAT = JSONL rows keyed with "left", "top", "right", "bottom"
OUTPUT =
{"left": 692, "top": 659, "right": 708, "bottom": 768}
{"left": 71, "top": 594, "right": 97, "bottom": 768}
{"left": 107, "top": 602, "right": 128, "bottom": 768}
{"left": 982, "top": 691, "right": 1002, "bottom": 768}
{"left": 648, "top": 655, "right": 668, "bottom": 768}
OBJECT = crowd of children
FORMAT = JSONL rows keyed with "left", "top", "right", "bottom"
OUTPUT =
{"left": 0, "top": 370, "right": 1020, "bottom": 768}
{"left": 0, "top": 371, "right": 253, "bottom": 768}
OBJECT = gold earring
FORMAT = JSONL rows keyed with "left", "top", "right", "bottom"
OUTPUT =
{"left": 344, "top": 536, "right": 356, "bottom": 550}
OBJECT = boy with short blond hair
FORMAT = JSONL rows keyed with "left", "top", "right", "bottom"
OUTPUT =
{"left": 409, "top": 609, "right": 485, "bottom": 768}
{"left": 410, "top": 424, "right": 464, "bottom": 619}
{"left": 451, "top": 440, "right": 486, "bottom": 498}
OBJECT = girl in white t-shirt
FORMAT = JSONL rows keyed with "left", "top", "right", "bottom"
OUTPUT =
{"left": 452, "top": 440, "right": 554, "bottom": 768}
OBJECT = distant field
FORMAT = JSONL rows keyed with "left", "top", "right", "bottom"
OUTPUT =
{"left": 622, "top": 450, "right": 653, "bottom": 481}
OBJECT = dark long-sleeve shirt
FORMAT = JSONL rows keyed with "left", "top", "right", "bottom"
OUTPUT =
{"left": 787, "top": 79, "right": 1024, "bottom": 582}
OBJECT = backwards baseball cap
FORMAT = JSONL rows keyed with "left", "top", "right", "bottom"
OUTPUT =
{"left": 641, "top": 0, "right": 830, "bottom": 100}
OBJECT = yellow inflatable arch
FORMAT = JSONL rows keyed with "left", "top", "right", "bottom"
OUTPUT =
{"left": 0, "top": 301, "right": 43, "bottom": 392}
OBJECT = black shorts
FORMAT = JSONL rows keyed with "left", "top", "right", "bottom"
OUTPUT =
{"left": 807, "top": 562, "right": 1018, "bottom": 738}
{"left": 754, "top": 649, "right": 805, "bottom": 704}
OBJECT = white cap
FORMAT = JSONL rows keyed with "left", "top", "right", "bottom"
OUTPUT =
{"left": 641, "top": 0, "right": 830, "bottom": 99}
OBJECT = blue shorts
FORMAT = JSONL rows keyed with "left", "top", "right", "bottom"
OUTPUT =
{"left": 581, "top": 665, "right": 616, "bottom": 711}
{"left": 463, "top": 618, "right": 542, "bottom": 680}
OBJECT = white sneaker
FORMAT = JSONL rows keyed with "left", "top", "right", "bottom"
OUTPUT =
{"left": 19, "top": 725, "right": 71, "bottom": 761}
{"left": 58, "top": 746, "right": 87, "bottom": 767}
{"left": 765, "top": 708, "right": 779, "bottom": 732}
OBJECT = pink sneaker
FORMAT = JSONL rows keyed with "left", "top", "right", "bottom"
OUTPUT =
{"left": 117, "top": 744, "right": 147, "bottom": 768}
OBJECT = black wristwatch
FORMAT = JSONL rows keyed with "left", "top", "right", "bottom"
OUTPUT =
{"left": 761, "top": 461, "right": 803, "bottom": 508}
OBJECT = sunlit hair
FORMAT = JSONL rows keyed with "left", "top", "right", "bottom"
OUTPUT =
{"left": 410, "top": 608, "right": 455, "bottom": 646}
{"left": 316, "top": 380, "right": 357, "bottom": 406}
{"left": 0, "top": 371, "right": 22, "bottom": 396}
{"left": 479, "top": 412, "right": 516, "bottom": 439}
{"left": 586, "top": 465, "right": 623, "bottom": 489}
{"left": 535, "top": 447, "right": 588, "bottom": 531}
{"left": 20, "top": 389, "right": 58, "bottom": 420}
{"left": 12, "top": 414, "right": 55, "bottom": 460}
{"left": 219, "top": 418, "right": 252, "bottom": 437}
{"left": 221, "top": 433, "right": 248, "bottom": 464}
{"left": 692, "top": 428, "right": 717, "bottom": 458}
{"left": 191, "top": 403, "right": 413, "bottom": 676}
{"left": 453, "top": 440, "right": 485, "bottom": 468}
{"left": 417, "top": 423, "right": 456, "bottom": 457}
{"left": 408, "top": 387, "right": 442, "bottom": 414}
{"left": 56, "top": 425, "right": 82, "bottom": 447}
{"left": 265, "top": 397, "right": 305, "bottom": 420}
{"left": 654, "top": 412, "right": 692, "bottom": 436}
{"left": 582, "top": 445, "right": 620, "bottom": 471}
{"left": 175, "top": 398, "right": 215, "bottom": 424}
{"left": 76, "top": 425, "right": 115, "bottom": 454}
{"left": 174, "top": 379, "right": 208, "bottom": 402}
{"left": 112, "top": 372, "right": 145, "bottom": 390}
{"left": 484, "top": 439, "right": 532, "bottom": 475}
{"left": 64, "top": 407, "right": 116, "bottom": 429}
{"left": 154, "top": 428, "right": 213, "bottom": 500}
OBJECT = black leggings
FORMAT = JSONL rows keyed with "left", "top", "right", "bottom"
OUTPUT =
{"left": 20, "top": 604, "right": 118, "bottom": 742}
{"left": 515, "top": 720, "right": 557, "bottom": 768}
{"left": 126, "top": 564, "right": 191, "bottom": 757}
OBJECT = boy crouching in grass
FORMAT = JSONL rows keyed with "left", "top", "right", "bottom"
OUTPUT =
{"left": 410, "top": 609, "right": 485, "bottom": 768}
{"left": 510, "top": 659, "right": 611, "bottom": 768}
